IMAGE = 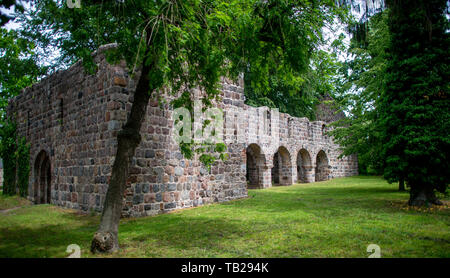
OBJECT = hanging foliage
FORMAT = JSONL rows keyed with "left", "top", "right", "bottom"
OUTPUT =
{"left": 0, "top": 121, "right": 17, "bottom": 195}
{"left": 0, "top": 120, "right": 30, "bottom": 197}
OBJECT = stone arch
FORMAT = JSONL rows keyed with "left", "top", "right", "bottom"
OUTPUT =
{"left": 271, "top": 146, "right": 293, "bottom": 186}
{"left": 297, "top": 149, "right": 312, "bottom": 183}
{"left": 245, "top": 144, "right": 270, "bottom": 189}
{"left": 315, "top": 150, "right": 330, "bottom": 182}
{"left": 33, "top": 150, "right": 51, "bottom": 204}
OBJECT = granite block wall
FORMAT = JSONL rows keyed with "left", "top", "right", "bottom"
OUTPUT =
{"left": 7, "top": 44, "right": 358, "bottom": 217}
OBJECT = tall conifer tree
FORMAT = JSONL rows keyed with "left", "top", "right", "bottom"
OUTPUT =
{"left": 378, "top": 0, "right": 449, "bottom": 205}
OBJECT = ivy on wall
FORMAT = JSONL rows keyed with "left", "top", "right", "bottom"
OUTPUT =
{"left": 16, "top": 136, "right": 30, "bottom": 197}
{"left": 0, "top": 121, "right": 30, "bottom": 197}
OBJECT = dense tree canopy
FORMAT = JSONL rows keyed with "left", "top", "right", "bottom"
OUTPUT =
{"left": 0, "top": 28, "right": 45, "bottom": 120}
{"left": 0, "top": 0, "right": 27, "bottom": 26}
{"left": 378, "top": 0, "right": 449, "bottom": 205}
{"left": 330, "top": 10, "right": 389, "bottom": 175}
{"left": 245, "top": 46, "right": 346, "bottom": 120}
{"left": 332, "top": 0, "right": 449, "bottom": 202}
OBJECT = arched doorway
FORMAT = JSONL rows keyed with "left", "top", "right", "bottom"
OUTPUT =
{"left": 271, "top": 146, "right": 293, "bottom": 186}
{"left": 34, "top": 151, "right": 51, "bottom": 204}
{"left": 315, "top": 150, "right": 329, "bottom": 182}
{"left": 297, "top": 149, "right": 312, "bottom": 183}
{"left": 246, "top": 144, "right": 267, "bottom": 189}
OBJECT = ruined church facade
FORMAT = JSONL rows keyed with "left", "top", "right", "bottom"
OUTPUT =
{"left": 7, "top": 45, "right": 358, "bottom": 217}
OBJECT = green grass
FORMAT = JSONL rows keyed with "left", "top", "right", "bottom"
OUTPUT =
{"left": 0, "top": 176, "right": 448, "bottom": 258}
{"left": 0, "top": 193, "right": 32, "bottom": 210}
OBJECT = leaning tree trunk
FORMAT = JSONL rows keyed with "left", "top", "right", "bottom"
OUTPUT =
{"left": 91, "top": 56, "right": 154, "bottom": 253}
{"left": 408, "top": 184, "right": 443, "bottom": 207}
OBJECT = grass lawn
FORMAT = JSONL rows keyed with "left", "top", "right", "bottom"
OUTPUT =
{"left": 0, "top": 176, "right": 448, "bottom": 258}
{"left": 0, "top": 193, "right": 32, "bottom": 210}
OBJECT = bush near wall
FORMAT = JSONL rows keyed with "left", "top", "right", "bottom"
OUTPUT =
{"left": 0, "top": 121, "right": 30, "bottom": 197}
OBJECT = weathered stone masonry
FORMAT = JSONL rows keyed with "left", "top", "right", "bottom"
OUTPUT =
{"left": 7, "top": 45, "right": 358, "bottom": 217}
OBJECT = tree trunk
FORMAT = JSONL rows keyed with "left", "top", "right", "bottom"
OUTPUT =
{"left": 408, "top": 184, "right": 443, "bottom": 207}
{"left": 398, "top": 178, "right": 405, "bottom": 191}
{"left": 91, "top": 56, "right": 154, "bottom": 253}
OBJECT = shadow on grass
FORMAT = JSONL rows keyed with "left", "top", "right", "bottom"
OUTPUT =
{"left": 0, "top": 205, "right": 255, "bottom": 258}
{"left": 0, "top": 223, "right": 96, "bottom": 258}
{"left": 0, "top": 178, "right": 448, "bottom": 258}
{"left": 0, "top": 206, "right": 98, "bottom": 258}
{"left": 119, "top": 214, "right": 255, "bottom": 257}
{"left": 114, "top": 203, "right": 449, "bottom": 258}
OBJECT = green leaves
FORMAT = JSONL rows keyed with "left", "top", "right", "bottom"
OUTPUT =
{"left": 330, "top": 10, "right": 391, "bottom": 175}
{"left": 336, "top": 0, "right": 450, "bottom": 192}
{"left": 17, "top": 0, "right": 349, "bottom": 168}
{"left": 0, "top": 121, "right": 30, "bottom": 197}
{"left": 0, "top": 29, "right": 46, "bottom": 120}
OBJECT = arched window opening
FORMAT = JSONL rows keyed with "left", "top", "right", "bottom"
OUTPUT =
{"left": 271, "top": 146, "right": 292, "bottom": 186}
{"left": 246, "top": 144, "right": 266, "bottom": 189}
{"left": 297, "top": 149, "right": 312, "bottom": 183}
{"left": 315, "top": 150, "right": 330, "bottom": 182}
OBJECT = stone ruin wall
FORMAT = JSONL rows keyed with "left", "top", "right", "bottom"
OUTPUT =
{"left": 7, "top": 45, "right": 358, "bottom": 217}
